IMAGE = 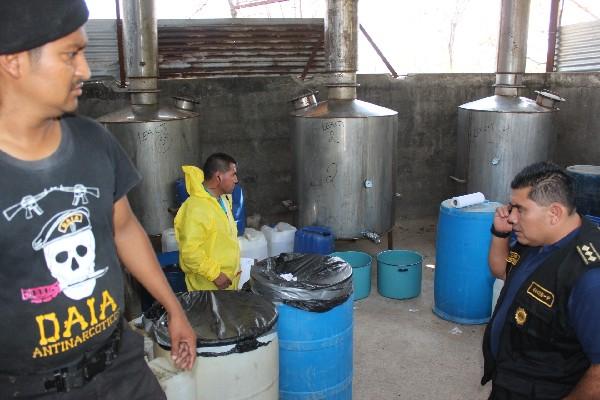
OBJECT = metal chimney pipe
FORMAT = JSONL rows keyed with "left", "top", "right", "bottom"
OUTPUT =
{"left": 495, "top": 0, "right": 530, "bottom": 96}
{"left": 325, "top": 0, "right": 358, "bottom": 100}
{"left": 122, "top": 0, "right": 159, "bottom": 105}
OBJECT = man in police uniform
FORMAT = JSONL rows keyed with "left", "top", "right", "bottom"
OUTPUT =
{"left": 483, "top": 161, "right": 600, "bottom": 399}
{"left": 0, "top": 0, "right": 196, "bottom": 398}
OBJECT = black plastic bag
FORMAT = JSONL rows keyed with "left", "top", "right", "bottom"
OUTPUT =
{"left": 250, "top": 253, "right": 353, "bottom": 312}
{"left": 143, "top": 291, "right": 277, "bottom": 356}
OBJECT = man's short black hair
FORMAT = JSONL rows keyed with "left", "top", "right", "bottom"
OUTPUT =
{"left": 511, "top": 161, "right": 576, "bottom": 213}
{"left": 203, "top": 153, "right": 236, "bottom": 180}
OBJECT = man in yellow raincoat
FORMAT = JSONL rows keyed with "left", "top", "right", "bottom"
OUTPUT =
{"left": 175, "top": 153, "right": 241, "bottom": 290}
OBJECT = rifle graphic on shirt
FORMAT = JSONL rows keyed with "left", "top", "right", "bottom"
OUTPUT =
{"left": 2, "top": 184, "right": 100, "bottom": 221}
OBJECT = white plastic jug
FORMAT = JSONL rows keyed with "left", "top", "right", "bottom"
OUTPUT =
{"left": 261, "top": 222, "right": 297, "bottom": 257}
{"left": 239, "top": 228, "right": 268, "bottom": 261}
{"left": 492, "top": 278, "right": 504, "bottom": 312}
{"left": 161, "top": 228, "right": 178, "bottom": 253}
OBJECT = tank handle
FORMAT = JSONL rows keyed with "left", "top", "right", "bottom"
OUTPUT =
{"left": 397, "top": 268, "right": 409, "bottom": 272}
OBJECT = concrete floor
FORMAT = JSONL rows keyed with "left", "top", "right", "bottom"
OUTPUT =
{"left": 334, "top": 217, "right": 492, "bottom": 400}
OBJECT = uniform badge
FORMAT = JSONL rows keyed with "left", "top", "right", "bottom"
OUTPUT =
{"left": 526, "top": 282, "right": 554, "bottom": 308}
{"left": 576, "top": 243, "right": 600, "bottom": 265}
{"left": 506, "top": 251, "right": 520, "bottom": 266}
{"left": 514, "top": 307, "right": 527, "bottom": 326}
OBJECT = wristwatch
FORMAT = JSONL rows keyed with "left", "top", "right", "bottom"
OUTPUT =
{"left": 490, "top": 224, "right": 511, "bottom": 238}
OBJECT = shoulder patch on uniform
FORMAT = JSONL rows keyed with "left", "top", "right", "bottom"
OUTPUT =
{"left": 576, "top": 243, "right": 600, "bottom": 265}
{"left": 506, "top": 251, "right": 520, "bottom": 266}
{"left": 526, "top": 281, "right": 555, "bottom": 308}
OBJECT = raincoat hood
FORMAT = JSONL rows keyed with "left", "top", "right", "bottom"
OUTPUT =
{"left": 182, "top": 165, "right": 210, "bottom": 199}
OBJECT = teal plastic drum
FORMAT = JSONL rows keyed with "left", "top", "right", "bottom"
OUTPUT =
{"left": 331, "top": 251, "right": 372, "bottom": 301}
{"left": 377, "top": 250, "right": 422, "bottom": 300}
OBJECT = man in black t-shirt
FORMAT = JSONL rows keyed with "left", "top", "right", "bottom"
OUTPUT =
{"left": 0, "top": 0, "right": 196, "bottom": 398}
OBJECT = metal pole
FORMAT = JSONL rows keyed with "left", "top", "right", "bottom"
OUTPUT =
{"left": 115, "top": 0, "right": 127, "bottom": 87}
{"left": 122, "top": 0, "right": 159, "bottom": 105}
{"left": 325, "top": 0, "right": 358, "bottom": 99}
{"left": 495, "top": 0, "right": 531, "bottom": 95}
{"left": 546, "top": 0, "right": 560, "bottom": 72}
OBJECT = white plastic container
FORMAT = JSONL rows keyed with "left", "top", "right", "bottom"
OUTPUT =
{"left": 161, "top": 228, "right": 178, "bottom": 253}
{"left": 238, "top": 257, "right": 254, "bottom": 288}
{"left": 261, "top": 222, "right": 297, "bottom": 257}
{"left": 153, "top": 332, "right": 279, "bottom": 400}
{"left": 147, "top": 357, "right": 197, "bottom": 400}
{"left": 492, "top": 278, "right": 505, "bottom": 312}
{"left": 239, "top": 228, "right": 268, "bottom": 261}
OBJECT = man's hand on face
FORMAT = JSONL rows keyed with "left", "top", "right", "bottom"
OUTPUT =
{"left": 213, "top": 272, "right": 232, "bottom": 289}
{"left": 493, "top": 204, "right": 513, "bottom": 234}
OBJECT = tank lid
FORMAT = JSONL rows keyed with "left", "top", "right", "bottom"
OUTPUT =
{"left": 459, "top": 95, "right": 554, "bottom": 113}
{"left": 292, "top": 99, "right": 397, "bottom": 118}
{"left": 290, "top": 90, "right": 319, "bottom": 110}
{"left": 534, "top": 90, "right": 565, "bottom": 109}
{"left": 96, "top": 103, "right": 199, "bottom": 123}
{"left": 173, "top": 96, "right": 200, "bottom": 111}
{"left": 146, "top": 291, "right": 277, "bottom": 349}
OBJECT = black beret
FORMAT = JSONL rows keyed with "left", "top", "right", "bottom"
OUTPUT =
{"left": 0, "top": 0, "right": 89, "bottom": 54}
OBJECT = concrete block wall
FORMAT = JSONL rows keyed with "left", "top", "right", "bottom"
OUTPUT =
{"left": 78, "top": 73, "right": 600, "bottom": 225}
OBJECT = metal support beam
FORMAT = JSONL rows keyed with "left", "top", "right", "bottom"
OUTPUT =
{"left": 359, "top": 24, "right": 399, "bottom": 79}
{"left": 301, "top": 30, "right": 323, "bottom": 80}
{"left": 546, "top": 0, "right": 561, "bottom": 72}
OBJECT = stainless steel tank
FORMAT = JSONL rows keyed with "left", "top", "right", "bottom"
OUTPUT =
{"left": 456, "top": 96, "right": 555, "bottom": 203}
{"left": 293, "top": 99, "right": 397, "bottom": 238}
{"left": 293, "top": 0, "right": 398, "bottom": 239}
{"left": 454, "top": 0, "right": 563, "bottom": 203}
{"left": 97, "top": 104, "right": 201, "bottom": 235}
{"left": 97, "top": 0, "right": 202, "bottom": 235}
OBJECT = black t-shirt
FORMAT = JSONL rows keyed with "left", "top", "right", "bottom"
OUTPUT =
{"left": 0, "top": 114, "right": 141, "bottom": 374}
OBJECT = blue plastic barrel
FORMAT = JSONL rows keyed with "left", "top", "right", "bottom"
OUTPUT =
{"left": 377, "top": 250, "right": 422, "bottom": 300}
{"left": 141, "top": 251, "right": 186, "bottom": 311}
{"left": 278, "top": 297, "right": 353, "bottom": 400}
{"left": 331, "top": 251, "right": 372, "bottom": 300}
{"left": 567, "top": 165, "right": 600, "bottom": 217}
{"left": 294, "top": 226, "right": 335, "bottom": 254}
{"left": 174, "top": 178, "right": 188, "bottom": 207}
{"left": 433, "top": 199, "right": 501, "bottom": 324}
{"left": 232, "top": 185, "right": 246, "bottom": 236}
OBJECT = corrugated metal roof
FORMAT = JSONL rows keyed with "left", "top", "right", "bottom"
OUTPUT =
{"left": 84, "top": 18, "right": 325, "bottom": 79}
{"left": 555, "top": 20, "right": 600, "bottom": 72}
{"left": 157, "top": 18, "right": 325, "bottom": 78}
{"left": 84, "top": 19, "right": 120, "bottom": 79}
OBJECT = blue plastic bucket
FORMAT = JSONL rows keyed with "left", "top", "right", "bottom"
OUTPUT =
{"left": 331, "top": 251, "right": 372, "bottom": 301}
{"left": 294, "top": 226, "right": 335, "bottom": 254}
{"left": 567, "top": 165, "right": 600, "bottom": 217}
{"left": 433, "top": 199, "right": 500, "bottom": 324}
{"left": 376, "top": 250, "right": 422, "bottom": 300}
{"left": 278, "top": 297, "right": 353, "bottom": 400}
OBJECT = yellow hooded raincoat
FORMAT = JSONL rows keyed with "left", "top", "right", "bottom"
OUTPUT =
{"left": 174, "top": 165, "right": 240, "bottom": 290}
